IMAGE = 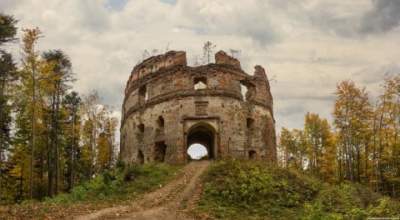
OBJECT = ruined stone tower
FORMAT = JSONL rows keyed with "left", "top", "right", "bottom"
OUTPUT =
{"left": 120, "top": 50, "right": 277, "bottom": 164}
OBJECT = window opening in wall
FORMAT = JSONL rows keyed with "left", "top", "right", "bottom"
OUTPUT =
{"left": 154, "top": 141, "right": 167, "bottom": 162}
{"left": 240, "top": 82, "right": 248, "bottom": 101}
{"left": 157, "top": 116, "right": 165, "bottom": 128}
{"left": 194, "top": 77, "right": 207, "bottom": 90}
{"left": 139, "top": 85, "right": 148, "bottom": 102}
{"left": 138, "top": 123, "right": 145, "bottom": 133}
{"left": 247, "top": 118, "right": 254, "bottom": 129}
{"left": 248, "top": 150, "right": 257, "bottom": 160}
{"left": 138, "top": 150, "right": 144, "bottom": 164}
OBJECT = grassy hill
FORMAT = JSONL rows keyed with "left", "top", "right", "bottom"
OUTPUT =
{"left": 2, "top": 160, "right": 399, "bottom": 219}
{"left": 0, "top": 163, "right": 181, "bottom": 219}
{"left": 196, "top": 160, "right": 400, "bottom": 220}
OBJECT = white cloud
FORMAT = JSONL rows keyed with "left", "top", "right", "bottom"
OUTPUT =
{"left": 1, "top": 0, "right": 399, "bottom": 135}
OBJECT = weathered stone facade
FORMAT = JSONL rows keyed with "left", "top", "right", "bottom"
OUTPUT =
{"left": 120, "top": 50, "right": 277, "bottom": 164}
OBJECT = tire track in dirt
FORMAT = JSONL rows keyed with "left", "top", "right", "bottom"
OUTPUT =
{"left": 74, "top": 160, "right": 210, "bottom": 220}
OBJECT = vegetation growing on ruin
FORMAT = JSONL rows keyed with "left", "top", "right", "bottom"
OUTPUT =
{"left": 197, "top": 160, "right": 400, "bottom": 219}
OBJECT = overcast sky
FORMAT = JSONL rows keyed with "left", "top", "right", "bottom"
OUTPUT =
{"left": 2, "top": 0, "right": 400, "bottom": 132}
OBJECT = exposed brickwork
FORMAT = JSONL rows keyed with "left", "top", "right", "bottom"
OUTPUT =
{"left": 215, "top": 50, "right": 241, "bottom": 69}
{"left": 120, "top": 50, "right": 277, "bottom": 164}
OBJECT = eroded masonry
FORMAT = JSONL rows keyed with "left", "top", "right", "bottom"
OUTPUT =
{"left": 120, "top": 50, "right": 277, "bottom": 164}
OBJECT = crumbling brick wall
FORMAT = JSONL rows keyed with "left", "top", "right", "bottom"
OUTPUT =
{"left": 120, "top": 50, "right": 277, "bottom": 164}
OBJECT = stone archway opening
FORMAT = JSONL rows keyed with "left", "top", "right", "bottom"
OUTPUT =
{"left": 187, "top": 123, "right": 215, "bottom": 160}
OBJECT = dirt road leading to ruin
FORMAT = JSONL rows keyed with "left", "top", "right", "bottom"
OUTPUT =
{"left": 75, "top": 160, "right": 210, "bottom": 220}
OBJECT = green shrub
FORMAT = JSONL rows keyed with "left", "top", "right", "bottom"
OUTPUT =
{"left": 45, "top": 163, "right": 179, "bottom": 205}
{"left": 367, "top": 197, "right": 400, "bottom": 217}
{"left": 314, "top": 184, "right": 364, "bottom": 214}
{"left": 70, "top": 185, "right": 88, "bottom": 201}
{"left": 199, "top": 160, "right": 321, "bottom": 218}
{"left": 197, "top": 160, "right": 400, "bottom": 220}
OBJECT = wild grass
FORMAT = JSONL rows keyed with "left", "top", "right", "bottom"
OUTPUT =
{"left": 0, "top": 163, "right": 181, "bottom": 219}
{"left": 197, "top": 159, "right": 400, "bottom": 220}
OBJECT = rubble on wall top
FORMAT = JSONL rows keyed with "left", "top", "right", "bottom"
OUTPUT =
{"left": 128, "top": 50, "right": 269, "bottom": 86}
{"left": 215, "top": 50, "right": 241, "bottom": 69}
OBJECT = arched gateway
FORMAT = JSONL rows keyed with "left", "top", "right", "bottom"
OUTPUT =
{"left": 120, "top": 50, "right": 277, "bottom": 164}
{"left": 186, "top": 122, "right": 217, "bottom": 160}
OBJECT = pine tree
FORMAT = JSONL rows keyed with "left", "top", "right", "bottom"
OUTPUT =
{"left": 0, "top": 13, "right": 17, "bottom": 202}
{"left": 41, "top": 50, "right": 73, "bottom": 195}
{"left": 63, "top": 91, "right": 81, "bottom": 191}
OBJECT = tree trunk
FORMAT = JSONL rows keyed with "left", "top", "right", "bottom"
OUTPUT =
{"left": 54, "top": 86, "right": 60, "bottom": 194}
{"left": 29, "top": 62, "right": 36, "bottom": 199}
{"left": 69, "top": 111, "right": 76, "bottom": 191}
{"left": 0, "top": 79, "right": 5, "bottom": 196}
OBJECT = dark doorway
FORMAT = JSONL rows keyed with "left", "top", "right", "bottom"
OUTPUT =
{"left": 154, "top": 141, "right": 167, "bottom": 162}
{"left": 137, "top": 150, "right": 144, "bottom": 164}
{"left": 248, "top": 150, "right": 257, "bottom": 160}
{"left": 187, "top": 123, "right": 215, "bottom": 160}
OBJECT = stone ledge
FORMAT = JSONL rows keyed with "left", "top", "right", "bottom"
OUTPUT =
{"left": 124, "top": 64, "right": 253, "bottom": 101}
{"left": 121, "top": 89, "right": 273, "bottom": 127}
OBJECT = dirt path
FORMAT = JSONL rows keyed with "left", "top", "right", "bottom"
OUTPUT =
{"left": 74, "top": 161, "right": 210, "bottom": 220}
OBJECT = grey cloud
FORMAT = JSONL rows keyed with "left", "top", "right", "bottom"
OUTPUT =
{"left": 360, "top": 0, "right": 400, "bottom": 34}
{"left": 352, "top": 63, "right": 400, "bottom": 84}
{"left": 309, "top": 0, "right": 400, "bottom": 37}
{"left": 0, "top": 0, "right": 21, "bottom": 11}
{"left": 4, "top": 0, "right": 399, "bottom": 133}
{"left": 308, "top": 5, "right": 361, "bottom": 37}
{"left": 75, "top": 2, "right": 110, "bottom": 32}
{"left": 98, "top": 83, "right": 124, "bottom": 108}
{"left": 175, "top": 1, "right": 282, "bottom": 47}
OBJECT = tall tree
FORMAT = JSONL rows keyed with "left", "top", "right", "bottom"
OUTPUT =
{"left": 63, "top": 91, "right": 81, "bottom": 191}
{"left": 19, "top": 28, "right": 42, "bottom": 199}
{"left": 0, "top": 14, "right": 17, "bottom": 44}
{"left": 203, "top": 41, "right": 216, "bottom": 64}
{"left": 0, "top": 13, "right": 17, "bottom": 200}
{"left": 333, "top": 80, "right": 372, "bottom": 182}
{"left": 96, "top": 108, "right": 118, "bottom": 172}
{"left": 41, "top": 50, "right": 73, "bottom": 196}
{"left": 304, "top": 112, "right": 336, "bottom": 181}
{"left": 280, "top": 128, "right": 307, "bottom": 170}
{"left": 373, "top": 75, "right": 400, "bottom": 195}
{"left": 80, "top": 91, "right": 101, "bottom": 179}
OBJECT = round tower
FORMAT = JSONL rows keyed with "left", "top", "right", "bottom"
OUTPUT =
{"left": 120, "top": 50, "right": 276, "bottom": 164}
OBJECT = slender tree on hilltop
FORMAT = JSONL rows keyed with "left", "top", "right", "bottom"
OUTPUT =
{"left": 21, "top": 28, "right": 42, "bottom": 199}
{"left": 203, "top": 41, "right": 216, "bottom": 64}
{"left": 333, "top": 80, "right": 372, "bottom": 182}
{"left": 304, "top": 113, "right": 336, "bottom": 182}
{"left": 0, "top": 13, "right": 17, "bottom": 200}
{"left": 41, "top": 49, "right": 74, "bottom": 195}
{"left": 63, "top": 91, "right": 81, "bottom": 191}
